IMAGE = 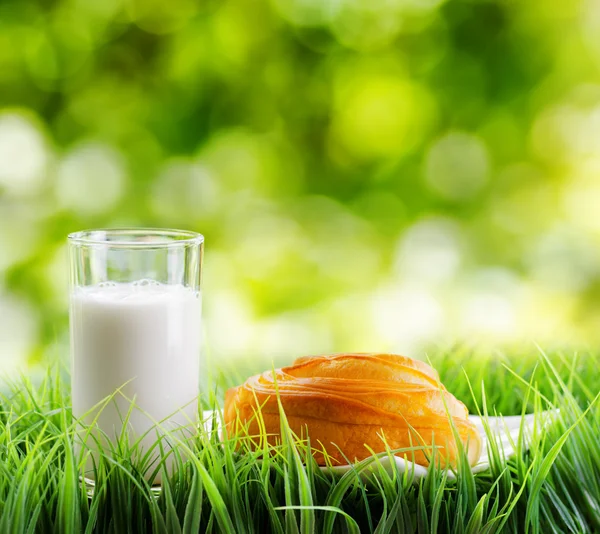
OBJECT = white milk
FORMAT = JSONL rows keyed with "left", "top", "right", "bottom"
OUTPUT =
{"left": 70, "top": 280, "right": 201, "bottom": 481}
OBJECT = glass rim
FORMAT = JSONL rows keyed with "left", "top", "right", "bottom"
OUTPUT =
{"left": 68, "top": 228, "right": 204, "bottom": 248}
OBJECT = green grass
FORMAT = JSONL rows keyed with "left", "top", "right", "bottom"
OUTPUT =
{"left": 0, "top": 347, "right": 599, "bottom": 533}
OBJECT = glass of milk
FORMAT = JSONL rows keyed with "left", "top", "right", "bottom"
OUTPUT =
{"left": 68, "top": 228, "right": 204, "bottom": 483}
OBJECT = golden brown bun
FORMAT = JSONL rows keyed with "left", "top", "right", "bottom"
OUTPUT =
{"left": 224, "top": 353, "right": 481, "bottom": 468}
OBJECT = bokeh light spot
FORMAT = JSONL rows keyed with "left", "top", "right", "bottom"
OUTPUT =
{"left": 582, "top": 0, "right": 600, "bottom": 67}
{"left": 0, "top": 112, "right": 49, "bottom": 196}
{"left": 424, "top": 131, "right": 490, "bottom": 201}
{"left": 526, "top": 225, "right": 600, "bottom": 292}
{"left": 255, "top": 312, "right": 334, "bottom": 359}
{"left": 531, "top": 90, "right": 600, "bottom": 164}
{"left": 199, "top": 130, "right": 284, "bottom": 192}
{"left": 0, "top": 208, "right": 40, "bottom": 270}
{"left": 205, "top": 290, "right": 255, "bottom": 358}
{"left": 55, "top": 142, "right": 125, "bottom": 216}
{"left": 330, "top": 65, "right": 433, "bottom": 162}
{"left": 461, "top": 292, "right": 516, "bottom": 338}
{"left": 394, "top": 217, "right": 463, "bottom": 284}
{"left": 563, "top": 163, "right": 600, "bottom": 233}
{"left": 371, "top": 284, "right": 445, "bottom": 353}
{"left": 271, "top": 0, "right": 335, "bottom": 26}
{"left": 458, "top": 268, "right": 521, "bottom": 339}
{"left": 0, "top": 291, "right": 38, "bottom": 370}
{"left": 331, "top": 0, "right": 403, "bottom": 51}
{"left": 151, "top": 159, "right": 220, "bottom": 224}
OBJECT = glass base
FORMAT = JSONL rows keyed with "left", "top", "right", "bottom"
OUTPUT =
{"left": 81, "top": 476, "right": 162, "bottom": 498}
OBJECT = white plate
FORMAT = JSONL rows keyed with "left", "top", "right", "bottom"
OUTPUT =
{"left": 202, "top": 410, "right": 556, "bottom": 481}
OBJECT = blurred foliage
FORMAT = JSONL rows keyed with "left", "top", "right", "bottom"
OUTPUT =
{"left": 1, "top": 0, "right": 600, "bottom": 369}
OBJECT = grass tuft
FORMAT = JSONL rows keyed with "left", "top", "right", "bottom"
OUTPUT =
{"left": 0, "top": 348, "right": 599, "bottom": 532}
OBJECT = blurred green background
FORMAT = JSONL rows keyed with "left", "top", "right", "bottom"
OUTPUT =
{"left": 1, "top": 0, "right": 599, "bottom": 371}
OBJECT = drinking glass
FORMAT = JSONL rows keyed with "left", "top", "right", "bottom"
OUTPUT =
{"left": 68, "top": 228, "right": 204, "bottom": 481}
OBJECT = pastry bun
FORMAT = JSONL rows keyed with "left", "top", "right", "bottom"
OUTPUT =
{"left": 224, "top": 353, "right": 481, "bottom": 467}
